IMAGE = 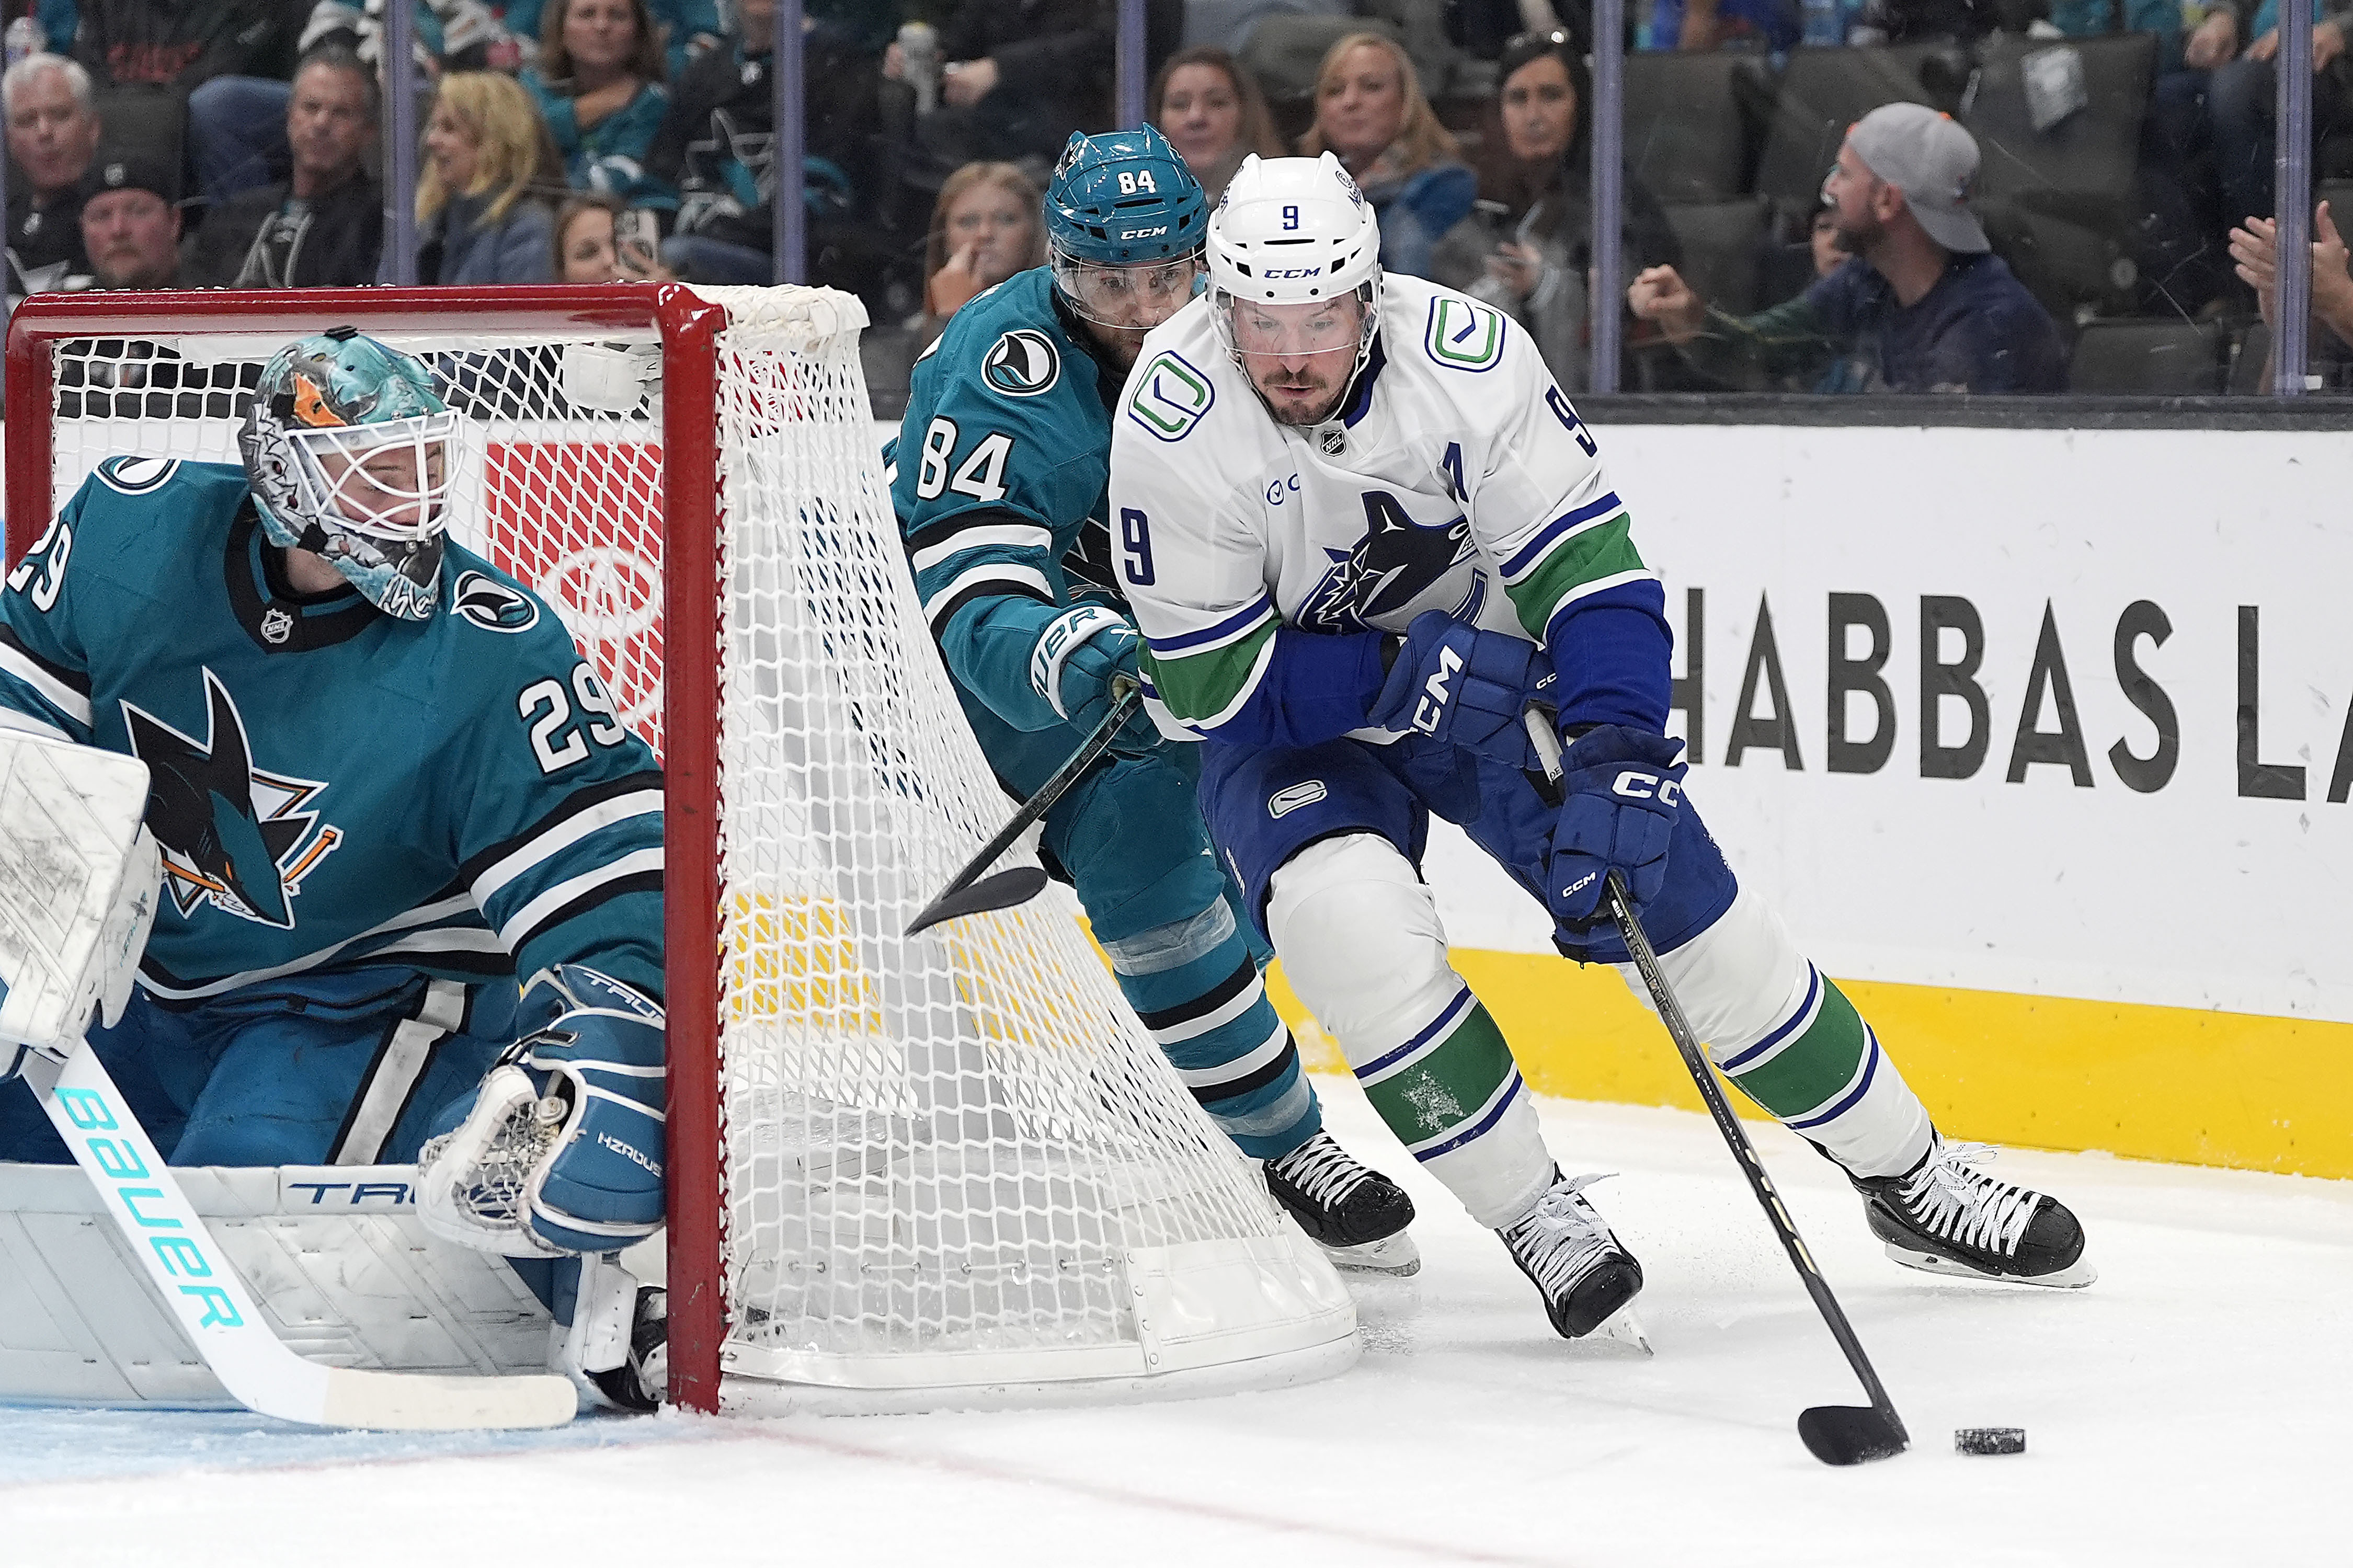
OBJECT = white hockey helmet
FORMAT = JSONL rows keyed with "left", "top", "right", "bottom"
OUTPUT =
{"left": 1206, "top": 153, "right": 1383, "bottom": 383}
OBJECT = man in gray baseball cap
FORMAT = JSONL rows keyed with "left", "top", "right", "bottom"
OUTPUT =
{"left": 1629, "top": 99, "right": 2064, "bottom": 393}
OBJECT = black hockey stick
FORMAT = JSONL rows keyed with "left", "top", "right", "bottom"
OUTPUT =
{"left": 1604, "top": 868, "right": 1909, "bottom": 1466}
{"left": 1527, "top": 715, "right": 1907, "bottom": 1465}
{"left": 904, "top": 685, "right": 1143, "bottom": 937}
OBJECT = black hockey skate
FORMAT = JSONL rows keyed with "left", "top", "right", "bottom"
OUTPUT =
{"left": 1264, "top": 1130, "right": 1421, "bottom": 1276}
{"left": 1852, "top": 1138, "right": 2094, "bottom": 1288}
{"left": 590, "top": 1285, "right": 669, "bottom": 1412}
{"left": 1497, "top": 1169, "right": 1645, "bottom": 1340}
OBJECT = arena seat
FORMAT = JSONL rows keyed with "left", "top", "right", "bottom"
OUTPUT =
{"left": 2065, "top": 317, "right": 2226, "bottom": 394}
{"left": 1623, "top": 52, "right": 1759, "bottom": 204}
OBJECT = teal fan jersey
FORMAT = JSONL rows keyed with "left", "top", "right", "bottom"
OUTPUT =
{"left": 890, "top": 267, "right": 1133, "bottom": 733}
{"left": 0, "top": 459, "right": 663, "bottom": 1005}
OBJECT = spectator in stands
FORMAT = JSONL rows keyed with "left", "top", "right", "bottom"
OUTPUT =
{"left": 884, "top": 0, "right": 1122, "bottom": 178}
{"left": 1628, "top": 103, "right": 2065, "bottom": 392}
{"left": 555, "top": 190, "right": 673, "bottom": 279}
{"left": 506, "top": 0, "right": 724, "bottom": 78}
{"left": 1298, "top": 32, "right": 1475, "bottom": 280}
{"left": 184, "top": 45, "right": 383, "bottom": 288}
{"left": 1149, "top": 45, "right": 1284, "bottom": 201}
{"left": 1429, "top": 29, "right": 1681, "bottom": 388}
{"left": 1643, "top": 0, "right": 1799, "bottom": 53}
{"left": 2186, "top": 0, "right": 2351, "bottom": 234}
{"left": 908, "top": 161, "right": 1043, "bottom": 350}
{"left": 649, "top": 0, "right": 889, "bottom": 296}
{"left": 77, "top": 151, "right": 181, "bottom": 289}
{"left": 2230, "top": 198, "right": 2353, "bottom": 382}
{"left": 417, "top": 72, "right": 561, "bottom": 283}
{"left": 521, "top": 0, "right": 673, "bottom": 207}
{"left": 67, "top": 0, "right": 299, "bottom": 93}
{"left": 4, "top": 52, "right": 100, "bottom": 293}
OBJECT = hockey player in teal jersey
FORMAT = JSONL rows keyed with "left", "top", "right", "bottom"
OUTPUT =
{"left": 0, "top": 330, "right": 669, "bottom": 1407}
{"left": 892, "top": 127, "right": 1420, "bottom": 1273}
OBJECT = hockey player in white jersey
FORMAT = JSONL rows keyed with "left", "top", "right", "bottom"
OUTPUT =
{"left": 1108, "top": 154, "right": 2093, "bottom": 1339}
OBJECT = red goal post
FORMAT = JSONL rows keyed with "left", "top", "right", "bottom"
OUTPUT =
{"left": 5, "top": 284, "right": 1356, "bottom": 1417}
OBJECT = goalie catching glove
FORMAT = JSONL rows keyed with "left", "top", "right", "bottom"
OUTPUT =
{"left": 1029, "top": 604, "right": 1160, "bottom": 756}
{"left": 418, "top": 965, "right": 667, "bottom": 1258}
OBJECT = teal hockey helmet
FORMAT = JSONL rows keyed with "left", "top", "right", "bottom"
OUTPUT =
{"left": 238, "top": 328, "right": 459, "bottom": 622}
{"left": 1045, "top": 126, "right": 1208, "bottom": 335}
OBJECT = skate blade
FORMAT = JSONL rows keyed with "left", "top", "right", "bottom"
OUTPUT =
{"left": 1586, "top": 1301, "right": 1653, "bottom": 1356}
{"left": 1320, "top": 1231, "right": 1422, "bottom": 1277}
{"left": 1884, "top": 1241, "right": 2097, "bottom": 1289}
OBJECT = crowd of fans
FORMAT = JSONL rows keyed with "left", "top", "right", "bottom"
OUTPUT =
{"left": 6, "top": 0, "right": 2353, "bottom": 395}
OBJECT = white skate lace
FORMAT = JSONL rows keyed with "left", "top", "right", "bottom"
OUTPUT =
{"left": 1898, "top": 1141, "right": 2040, "bottom": 1257}
{"left": 1500, "top": 1173, "right": 1619, "bottom": 1295}
{"left": 1268, "top": 1130, "right": 1374, "bottom": 1210}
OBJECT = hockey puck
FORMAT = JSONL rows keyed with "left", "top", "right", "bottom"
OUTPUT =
{"left": 1954, "top": 1427, "right": 2026, "bottom": 1456}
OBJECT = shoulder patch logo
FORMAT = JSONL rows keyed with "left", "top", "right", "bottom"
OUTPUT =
{"left": 1127, "top": 351, "right": 1215, "bottom": 442}
{"left": 1425, "top": 296, "right": 1504, "bottom": 372}
{"left": 983, "top": 328, "right": 1061, "bottom": 398}
{"left": 96, "top": 455, "right": 180, "bottom": 495}
{"left": 452, "top": 570, "right": 542, "bottom": 635}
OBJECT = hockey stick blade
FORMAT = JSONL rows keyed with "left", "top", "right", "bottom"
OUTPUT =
{"left": 25, "top": 1043, "right": 577, "bottom": 1430}
{"left": 904, "top": 686, "right": 1143, "bottom": 937}
{"left": 1798, "top": 1404, "right": 1911, "bottom": 1467}
{"left": 903, "top": 866, "right": 1051, "bottom": 936}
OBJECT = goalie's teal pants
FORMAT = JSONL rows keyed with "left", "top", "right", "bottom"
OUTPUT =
{"left": 960, "top": 691, "right": 1321, "bottom": 1161}
{"left": 0, "top": 968, "right": 513, "bottom": 1166}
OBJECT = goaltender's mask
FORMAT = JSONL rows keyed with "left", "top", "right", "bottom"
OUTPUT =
{"left": 239, "top": 329, "right": 459, "bottom": 621}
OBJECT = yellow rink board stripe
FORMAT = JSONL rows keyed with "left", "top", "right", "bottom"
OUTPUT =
{"left": 1261, "top": 949, "right": 2353, "bottom": 1181}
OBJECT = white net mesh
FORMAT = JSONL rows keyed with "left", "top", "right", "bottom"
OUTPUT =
{"left": 29, "top": 286, "right": 1352, "bottom": 1409}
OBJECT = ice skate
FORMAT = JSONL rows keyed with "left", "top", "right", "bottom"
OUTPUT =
{"left": 1852, "top": 1138, "right": 2094, "bottom": 1288}
{"left": 589, "top": 1286, "right": 669, "bottom": 1412}
{"left": 1497, "top": 1169, "right": 1647, "bottom": 1344}
{"left": 1265, "top": 1130, "right": 1421, "bottom": 1276}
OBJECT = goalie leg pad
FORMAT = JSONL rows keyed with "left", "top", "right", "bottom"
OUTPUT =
{"left": 1268, "top": 832, "right": 1552, "bottom": 1230}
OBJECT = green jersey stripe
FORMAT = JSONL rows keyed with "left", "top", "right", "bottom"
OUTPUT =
{"left": 1139, "top": 620, "right": 1278, "bottom": 729}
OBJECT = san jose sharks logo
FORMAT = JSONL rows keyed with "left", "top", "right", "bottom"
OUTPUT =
{"left": 120, "top": 670, "right": 342, "bottom": 929}
{"left": 1298, "top": 489, "right": 1484, "bottom": 633}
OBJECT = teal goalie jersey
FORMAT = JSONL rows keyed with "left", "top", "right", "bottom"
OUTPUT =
{"left": 0, "top": 459, "right": 664, "bottom": 1005}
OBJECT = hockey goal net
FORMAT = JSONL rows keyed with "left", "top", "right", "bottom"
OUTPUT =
{"left": 2, "top": 284, "right": 1353, "bottom": 1414}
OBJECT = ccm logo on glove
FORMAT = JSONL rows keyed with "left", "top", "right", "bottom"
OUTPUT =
{"left": 1613, "top": 769, "right": 1681, "bottom": 805}
{"left": 1412, "top": 646, "right": 1465, "bottom": 734}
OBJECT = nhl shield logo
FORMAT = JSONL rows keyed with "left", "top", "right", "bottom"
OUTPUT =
{"left": 451, "top": 570, "right": 542, "bottom": 634}
{"left": 259, "top": 606, "right": 294, "bottom": 645}
{"left": 983, "top": 329, "right": 1061, "bottom": 398}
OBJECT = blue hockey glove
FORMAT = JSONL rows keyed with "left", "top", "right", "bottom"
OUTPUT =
{"left": 1546, "top": 725, "right": 1687, "bottom": 932}
{"left": 1367, "top": 611, "right": 1555, "bottom": 770}
{"left": 418, "top": 965, "right": 666, "bottom": 1258}
{"left": 1029, "top": 604, "right": 1162, "bottom": 757}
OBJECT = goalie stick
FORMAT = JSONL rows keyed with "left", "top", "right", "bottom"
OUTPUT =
{"left": 904, "top": 685, "right": 1143, "bottom": 937}
{"left": 19, "top": 1040, "right": 578, "bottom": 1431}
{"left": 1527, "top": 715, "right": 1909, "bottom": 1467}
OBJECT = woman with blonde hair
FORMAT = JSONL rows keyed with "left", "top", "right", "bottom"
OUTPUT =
{"left": 909, "top": 161, "right": 1045, "bottom": 350}
{"left": 417, "top": 72, "right": 564, "bottom": 284}
{"left": 1298, "top": 31, "right": 1474, "bottom": 279}
{"left": 1150, "top": 47, "right": 1285, "bottom": 200}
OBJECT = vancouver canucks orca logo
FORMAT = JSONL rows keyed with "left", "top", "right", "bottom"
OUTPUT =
{"left": 452, "top": 570, "right": 541, "bottom": 634}
{"left": 983, "top": 328, "right": 1061, "bottom": 398}
{"left": 1298, "top": 490, "right": 1482, "bottom": 633}
{"left": 121, "top": 670, "right": 342, "bottom": 929}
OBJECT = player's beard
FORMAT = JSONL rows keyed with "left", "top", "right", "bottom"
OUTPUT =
{"left": 1831, "top": 206, "right": 1883, "bottom": 258}
{"left": 1249, "top": 353, "right": 1350, "bottom": 426}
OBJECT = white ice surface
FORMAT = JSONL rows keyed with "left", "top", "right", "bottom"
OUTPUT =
{"left": 3, "top": 1088, "right": 2346, "bottom": 1568}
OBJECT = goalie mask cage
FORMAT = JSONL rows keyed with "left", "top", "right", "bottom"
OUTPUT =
{"left": 3, "top": 284, "right": 1355, "bottom": 1416}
